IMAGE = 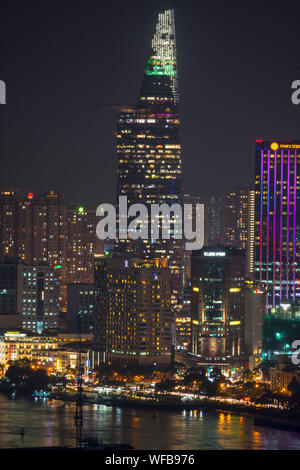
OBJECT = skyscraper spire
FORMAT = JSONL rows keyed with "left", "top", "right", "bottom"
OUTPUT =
{"left": 145, "top": 9, "right": 179, "bottom": 103}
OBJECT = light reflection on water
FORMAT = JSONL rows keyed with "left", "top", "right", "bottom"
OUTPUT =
{"left": 0, "top": 394, "right": 300, "bottom": 450}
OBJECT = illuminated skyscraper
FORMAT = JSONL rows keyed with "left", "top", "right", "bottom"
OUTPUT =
{"left": 115, "top": 9, "right": 183, "bottom": 300}
{"left": 253, "top": 141, "right": 300, "bottom": 311}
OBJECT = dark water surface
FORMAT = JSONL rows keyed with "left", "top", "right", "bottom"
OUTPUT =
{"left": 0, "top": 394, "right": 300, "bottom": 449}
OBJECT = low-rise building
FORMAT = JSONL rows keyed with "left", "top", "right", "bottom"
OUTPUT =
{"left": 0, "top": 331, "right": 58, "bottom": 365}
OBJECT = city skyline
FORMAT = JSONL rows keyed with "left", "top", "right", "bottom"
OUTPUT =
{"left": 1, "top": 0, "right": 300, "bottom": 206}
{"left": 2, "top": 1, "right": 300, "bottom": 453}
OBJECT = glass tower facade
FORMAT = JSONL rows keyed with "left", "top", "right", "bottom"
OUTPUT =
{"left": 191, "top": 247, "right": 245, "bottom": 363}
{"left": 115, "top": 9, "right": 183, "bottom": 300}
{"left": 254, "top": 141, "right": 300, "bottom": 312}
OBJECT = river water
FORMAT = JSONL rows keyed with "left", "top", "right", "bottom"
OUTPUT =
{"left": 0, "top": 394, "right": 300, "bottom": 449}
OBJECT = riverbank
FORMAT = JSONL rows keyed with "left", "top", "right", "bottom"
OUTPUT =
{"left": 1, "top": 394, "right": 299, "bottom": 450}
{"left": 49, "top": 391, "right": 300, "bottom": 434}
{"left": 2, "top": 386, "right": 300, "bottom": 434}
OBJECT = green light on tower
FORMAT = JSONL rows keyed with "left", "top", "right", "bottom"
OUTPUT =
{"left": 78, "top": 206, "right": 84, "bottom": 214}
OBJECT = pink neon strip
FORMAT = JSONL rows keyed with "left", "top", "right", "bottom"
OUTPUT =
{"left": 287, "top": 151, "right": 290, "bottom": 299}
{"left": 266, "top": 150, "right": 271, "bottom": 303}
{"left": 259, "top": 150, "right": 264, "bottom": 281}
{"left": 273, "top": 150, "right": 277, "bottom": 308}
{"left": 280, "top": 151, "right": 283, "bottom": 301}
{"left": 293, "top": 151, "right": 297, "bottom": 301}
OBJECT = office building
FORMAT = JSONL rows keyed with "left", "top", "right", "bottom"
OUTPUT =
{"left": 66, "top": 283, "right": 94, "bottom": 333}
{"left": 244, "top": 279, "right": 267, "bottom": 368}
{"left": 190, "top": 246, "right": 245, "bottom": 364}
{"left": 22, "top": 264, "right": 60, "bottom": 333}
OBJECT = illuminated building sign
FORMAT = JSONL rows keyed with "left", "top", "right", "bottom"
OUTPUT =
{"left": 203, "top": 251, "right": 226, "bottom": 257}
{"left": 270, "top": 142, "right": 300, "bottom": 150}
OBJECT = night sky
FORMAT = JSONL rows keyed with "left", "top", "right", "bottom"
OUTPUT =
{"left": 1, "top": 0, "right": 300, "bottom": 207}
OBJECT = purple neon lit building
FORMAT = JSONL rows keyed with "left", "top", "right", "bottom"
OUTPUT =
{"left": 253, "top": 140, "right": 300, "bottom": 312}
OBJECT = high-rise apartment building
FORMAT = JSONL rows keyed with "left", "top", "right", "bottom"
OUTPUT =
{"left": 252, "top": 141, "right": 300, "bottom": 311}
{"left": 220, "top": 187, "right": 251, "bottom": 250}
{"left": 190, "top": 246, "right": 245, "bottom": 364}
{"left": 0, "top": 190, "right": 66, "bottom": 264}
{"left": 0, "top": 191, "right": 32, "bottom": 263}
{"left": 22, "top": 264, "right": 60, "bottom": 333}
{"left": 66, "top": 205, "right": 102, "bottom": 284}
{"left": 114, "top": 10, "right": 183, "bottom": 300}
{"left": 93, "top": 254, "right": 173, "bottom": 366}
{"left": 0, "top": 190, "right": 66, "bottom": 291}
{"left": 0, "top": 260, "right": 60, "bottom": 333}
{"left": 29, "top": 191, "right": 66, "bottom": 267}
